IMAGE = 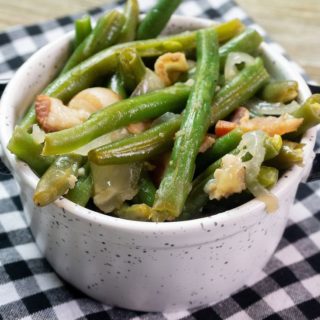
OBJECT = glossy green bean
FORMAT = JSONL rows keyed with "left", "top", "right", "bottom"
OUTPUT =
{"left": 219, "top": 28, "right": 263, "bottom": 69}
{"left": 115, "top": 203, "right": 151, "bottom": 221}
{"left": 134, "top": 172, "right": 156, "bottom": 206}
{"left": 137, "top": 0, "right": 182, "bottom": 40}
{"left": 43, "top": 84, "right": 190, "bottom": 155}
{"left": 266, "top": 140, "right": 304, "bottom": 170}
{"left": 152, "top": 29, "right": 220, "bottom": 221}
{"left": 264, "top": 134, "right": 283, "bottom": 160}
{"left": 196, "top": 128, "right": 243, "bottom": 171}
{"left": 33, "top": 155, "right": 83, "bottom": 206}
{"left": 74, "top": 15, "right": 92, "bottom": 48}
{"left": 180, "top": 164, "right": 279, "bottom": 220}
{"left": 257, "top": 166, "right": 279, "bottom": 189}
{"left": 15, "top": 19, "right": 243, "bottom": 131}
{"left": 261, "top": 80, "right": 298, "bottom": 103}
{"left": 194, "top": 134, "right": 282, "bottom": 188}
{"left": 117, "top": 0, "right": 139, "bottom": 43}
{"left": 7, "top": 127, "right": 55, "bottom": 176}
{"left": 65, "top": 162, "right": 93, "bottom": 206}
{"left": 182, "top": 135, "right": 282, "bottom": 220}
{"left": 118, "top": 47, "right": 146, "bottom": 92}
{"left": 61, "top": 10, "right": 125, "bottom": 73}
{"left": 211, "top": 58, "right": 270, "bottom": 124}
{"left": 88, "top": 115, "right": 181, "bottom": 165}
{"left": 107, "top": 73, "right": 127, "bottom": 98}
{"left": 289, "top": 94, "right": 320, "bottom": 137}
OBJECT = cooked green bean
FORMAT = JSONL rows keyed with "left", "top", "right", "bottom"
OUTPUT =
{"left": 196, "top": 128, "right": 243, "bottom": 171}
{"left": 264, "top": 134, "right": 283, "bottom": 160}
{"left": 91, "top": 59, "right": 270, "bottom": 167}
{"left": 107, "top": 73, "right": 127, "bottom": 98}
{"left": 193, "top": 135, "right": 282, "bottom": 197}
{"left": 179, "top": 28, "right": 262, "bottom": 82}
{"left": 88, "top": 115, "right": 181, "bottom": 165}
{"left": 7, "top": 127, "right": 54, "bottom": 175}
{"left": 116, "top": 203, "right": 151, "bottom": 221}
{"left": 211, "top": 58, "right": 270, "bottom": 124}
{"left": 117, "top": 0, "right": 139, "bottom": 43}
{"left": 74, "top": 15, "right": 92, "bottom": 48}
{"left": 61, "top": 10, "right": 125, "bottom": 73}
{"left": 65, "top": 162, "right": 93, "bottom": 206}
{"left": 219, "top": 28, "right": 263, "bottom": 69}
{"left": 137, "top": 0, "right": 182, "bottom": 40}
{"left": 33, "top": 155, "right": 83, "bottom": 207}
{"left": 152, "top": 29, "right": 220, "bottom": 221}
{"left": 261, "top": 80, "right": 298, "bottom": 103}
{"left": 257, "top": 166, "right": 279, "bottom": 189}
{"left": 181, "top": 164, "right": 279, "bottom": 220}
{"left": 182, "top": 136, "right": 282, "bottom": 220}
{"left": 134, "top": 172, "right": 157, "bottom": 206}
{"left": 118, "top": 47, "right": 146, "bottom": 92}
{"left": 289, "top": 94, "right": 320, "bottom": 137}
{"left": 15, "top": 19, "right": 243, "bottom": 131}
{"left": 43, "top": 84, "right": 190, "bottom": 155}
{"left": 266, "top": 140, "right": 304, "bottom": 170}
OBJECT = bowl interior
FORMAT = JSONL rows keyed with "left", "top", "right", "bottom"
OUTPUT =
{"left": 0, "top": 15, "right": 316, "bottom": 239}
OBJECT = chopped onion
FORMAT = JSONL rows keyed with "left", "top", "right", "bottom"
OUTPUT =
{"left": 67, "top": 175, "right": 78, "bottom": 189}
{"left": 131, "top": 69, "right": 165, "bottom": 97}
{"left": 224, "top": 52, "right": 255, "bottom": 82}
{"left": 238, "top": 131, "right": 279, "bottom": 213}
{"left": 31, "top": 124, "right": 45, "bottom": 144}
{"left": 247, "top": 99, "right": 301, "bottom": 116}
{"left": 91, "top": 162, "right": 142, "bottom": 213}
{"left": 73, "top": 128, "right": 129, "bottom": 155}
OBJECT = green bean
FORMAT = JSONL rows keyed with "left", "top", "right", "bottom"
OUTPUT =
{"left": 219, "top": 28, "right": 263, "bottom": 69}
{"left": 180, "top": 164, "right": 279, "bottom": 220}
{"left": 264, "top": 134, "right": 283, "bottom": 160}
{"left": 74, "top": 15, "right": 92, "bottom": 48}
{"left": 117, "top": 0, "right": 139, "bottom": 43}
{"left": 114, "top": 131, "right": 280, "bottom": 221}
{"left": 196, "top": 128, "right": 243, "bottom": 171}
{"left": 193, "top": 135, "right": 282, "bottom": 199}
{"left": 43, "top": 84, "right": 190, "bottom": 155}
{"left": 182, "top": 136, "right": 282, "bottom": 220}
{"left": 289, "top": 94, "right": 320, "bottom": 137}
{"left": 266, "top": 140, "right": 304, "bottom": 170}
{"left": 118, "top": 47, "right": 146, "bottom": 92}
{"left": 15, "top": 19, "right": 243, "bottom": 131}
{"left": 211, "top": 58, "right": 270, "bottom": 124}
{"left": 261, "top": 80, "right": 298, "bottom": 103}
{"left": 134, "top": 172, "right": 157, "bottom": 206}
{"left": 61, "top": 10, "right": 125, "bottom": 74}
{"left": 151, "top": 29, "right": 220, "bottom": 221}
{"left": 88, "top": 115, "right": 181, "bottom": 165}
{"left": 137, "top": 0, "right": 182, "bottom": 40}
{"left": 91, "top": 59, "right": 270, "bottom": 167}
{"left": 33, "top": 155, "right": 83, "bottom": 206}
{"left": 7, "top": 127, "right": 54, "bottom": 175}
{"left": 107, "top": 73, "right": 127, "bottom": 98}
{"left": 116, "top": 203, "right": 151, "bottom": 221}
{"left": 257, "top": 166, "right": 279, "bottom": 189}
{"left": 65, "top": 162, "right": 93, "bottom": 206}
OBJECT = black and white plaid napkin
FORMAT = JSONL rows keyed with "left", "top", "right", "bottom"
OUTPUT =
{"left": 1, "top": 0, "right": 320, "bottom": 319}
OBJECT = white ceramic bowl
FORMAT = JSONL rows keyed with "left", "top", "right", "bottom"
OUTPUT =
{"left": 0, "top": 16, "right": 317, "bottom": 312}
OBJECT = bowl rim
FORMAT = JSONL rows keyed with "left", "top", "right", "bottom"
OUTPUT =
{"left": 0, "top": 15, "right": 316, "bottom": 235}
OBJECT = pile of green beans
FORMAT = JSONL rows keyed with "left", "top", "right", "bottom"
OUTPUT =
{"left": 7, "top": 0, "right": 320, "bottom": 221}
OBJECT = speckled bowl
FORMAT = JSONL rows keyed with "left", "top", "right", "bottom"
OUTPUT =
{"left": 0, "top": 16, "right": 317, "bottom": 312}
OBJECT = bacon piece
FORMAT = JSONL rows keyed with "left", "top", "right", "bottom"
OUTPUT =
{"left": 35, "top": 95, "right": 90, "bottom": 132}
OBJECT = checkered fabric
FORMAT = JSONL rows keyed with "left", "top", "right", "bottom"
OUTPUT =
{"left": 0, "top": 0, "right": 320, "bottom": 319}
